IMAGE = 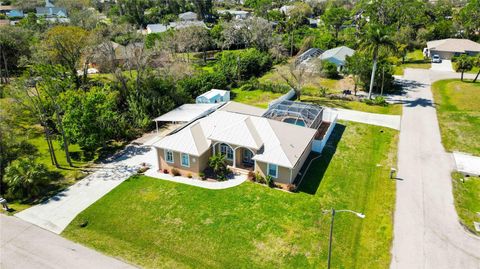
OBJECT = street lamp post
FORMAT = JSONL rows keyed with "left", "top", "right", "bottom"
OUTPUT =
{"left": 324, "top": 209, "right": 365, "bottom": 269}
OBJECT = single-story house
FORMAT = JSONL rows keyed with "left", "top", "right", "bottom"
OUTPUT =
{"left": 179, "top": 11, "right": 198, "bottom": 21}
{"left": 146, "top": 21, "right": 207, "bottom": 34}
{"left": 217, "top": 10, "right": 250, "bottom": 20}
{"left": 196, "top": 89, "right": 230, "bottom": 104}
{"left": 152, "top": 101, "right": 336, "bottom": 185}
{"left": 319, "top": 46, "right": 355, "bottom": 70}
{"left": 426, "top": 38, "right": 480, "bottom": 59}
{"left": 6, "top": 9, "right": 23, "bottom": 18}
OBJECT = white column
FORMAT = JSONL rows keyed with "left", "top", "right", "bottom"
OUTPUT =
{"left": 232, "top": 147, "right": 236, "bottom": 168}
{"left": 155, "top": 121, "right": 159, "bottom": 133}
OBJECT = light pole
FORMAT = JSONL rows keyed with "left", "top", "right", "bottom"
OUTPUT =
{"left": 323, "top": 209, "right": 365, "bottom": 269}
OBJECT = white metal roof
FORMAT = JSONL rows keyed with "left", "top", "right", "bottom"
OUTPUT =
{"left": 153, "top": 103, "right": 220, "bottom": 123}
{"left": 152, "top": 106, "right": 316, "bottom": 167}
{"left": 197, "top": 89, "right": 228, "bottom": 100}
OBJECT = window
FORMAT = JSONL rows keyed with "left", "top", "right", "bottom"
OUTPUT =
{"left": 181, "top": 153, "right": 190, "bottom": 167}
{"left": 268, "top": 163, "right": 278, "bottom": 178}
{"left": 220, "top": 144, "right": 234, "bottom": 160}
{"left": 165, "top": 150, "right": 174, "bottom": 163}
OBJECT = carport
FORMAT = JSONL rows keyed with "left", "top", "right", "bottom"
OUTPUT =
{"left": 153, "top": 103, "right": 221, "bottom": 132}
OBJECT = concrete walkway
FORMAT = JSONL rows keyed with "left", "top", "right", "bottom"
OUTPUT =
{"left": 390, "top": 68, "right": 480, "bottom": 269}
{"left": 0, "top": 215, "right": 136, "bottom": 269}
{"left": 145, "top": 169, "right": 248, "bottom": 189}
{"left": 431, "top": 60, "right": 454, "bottom": 72}
{"left": 453, "top": 152, "right": 480, "bottom": 177}
{"left": 331, "top": 107, "right": 401, "bottom": 130}
{"left": 16, "top": 145, "right": 155, "bottom": 234}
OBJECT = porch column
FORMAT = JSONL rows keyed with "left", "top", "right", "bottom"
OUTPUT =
{"left": 155, "top": 121, "right": 159, "bottom": 133}
{"left": 213, "top": 144, "right": 216, "bottom": 155}
{"left": 232, "top": 147, "right": 236, "bottom": 168}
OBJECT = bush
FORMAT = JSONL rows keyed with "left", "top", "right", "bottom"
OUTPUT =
{"left": 255, "top": 172, "right": 266, "bottom": 184}
{"left": 215, "top": 48, "right": 273, "bottom": 83}
{"left": 208, "top": 154, "right": 231, "bottom": 181}
{"left": 286, "top": 184, "right": 297, "bottom": 192}
{"left": 163, "top": 169, "right": 169, "bottom": 174}
{"left": 3, "top": 158, "right": 51, "bottom": 200}
{"left": 199, "top": 172, "right": 206, "bottom": 180}
{"left": 363, "top": 96, "right": 388, "bottom": 106}
{"left": 171, "top": 168, "right": 181, "bottom": 176}
{"left": 265, "top": 175, "right": 274, "bottom": 187}
{"left": 187, "top": 173, "right": 193, "bottom": 178}
{"left": 248, "top": 171, "right": 256, "bottom": 182}
{"left": 320, "top": 61, "right": 339, "bottom": 79}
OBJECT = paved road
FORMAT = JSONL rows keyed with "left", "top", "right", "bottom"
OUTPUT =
{"left": 16, "top": 145, "right": 155, "bottom": 234}
{"left": 0, "top": 215, "right": 136, "bottom": 269}
{"left": 390, "top": 68, "right": 480, "bottom": 269}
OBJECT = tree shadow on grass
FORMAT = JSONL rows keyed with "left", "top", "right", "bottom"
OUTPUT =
{"left": 296, "top": 124, "right": 346, "bottom": 195}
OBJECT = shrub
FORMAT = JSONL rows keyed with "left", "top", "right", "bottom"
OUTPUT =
{"left": 255, "top": 172, "right": 266, "bottom": 184}
{"left": 171, "top": 168, "right": 181, "bottom": 176}
{"left": 248, "top": 171, "right": 256, "bottom": 182}
{"left": 3, "top": 158, "right": 51, "bottom": 200}
{"left": 320, "top": 61, "right": 339, "bottom": 79}
{"left": 208, "top": 154, "right": 231, "bottom": 181}
{"left": 187, "top": 173, "right": 193, "bottom": 178}
{"left": 163, "top": 169, "right": 169, "bottom": 174}
{"left": 265, "top": 175, "right": 274, "bottom": 187}
{"left": 199, "top": 172, "right": 206, "bottom": 180}
{"left": 286, "top": 184, "right": 297, "bottom": 192}
{"left": 363, "top": 96, "right": 388, "bottom": 106}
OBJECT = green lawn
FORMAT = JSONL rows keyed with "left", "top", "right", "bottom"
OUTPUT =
{"left": 64, "top": 122, "right": 398, "bottom": 269}
{"left": 231, "top": 88, "right": 282, "bottom": 108}
{"left": 451, "top": 172, "right": 480, "bottom": 236}
{"left": 432, "top": 79, "right": 480, "bottom": 155}
{"left": 300, "top": 95, "right": 403, "bottom": 115}
{"left": 394, "top": 50, "right": 432, "bottom": 75}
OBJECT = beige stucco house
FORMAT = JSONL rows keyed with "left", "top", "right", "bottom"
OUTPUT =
{"left": 151, "top": 101, "right": 327, "bottom": 185}
{"left": 426, "top": 38, "right": 480, "bottom": 59}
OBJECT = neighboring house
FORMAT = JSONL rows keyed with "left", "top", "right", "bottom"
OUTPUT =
{"left": 319, "top": 46, "right": 355, "bottom": 70}
{"left": 146, "top": 21, "right": 207, "bottom": 34}
{"left": 196, "top": 89, "right": 230, "bottom": 104}
{"left": 217, "top": 10, "right": 250, "bottom": 20}
{"left": 179, "top": 11, "right": 198, "bottom": 21}
{"left": 426, "top": 38, "right": 480, "bottom": 59}
{"left": 35, "top": 0, "right": 69, "bottom": 23}
{"left": 152, "top": 101, "right": 336, "bottom": 185}
{"left": 296, "top": 48, "right": 324, "bottom": 66}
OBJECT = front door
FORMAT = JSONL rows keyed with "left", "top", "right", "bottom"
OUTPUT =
{"left": 243, "top": 149, "right": 254, "bottom": 167}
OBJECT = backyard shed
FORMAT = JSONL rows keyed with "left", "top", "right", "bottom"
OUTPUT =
{"left": 196, "top": 89, "right": 230, "bottom": 104}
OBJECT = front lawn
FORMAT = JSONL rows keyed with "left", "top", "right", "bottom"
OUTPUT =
{"left": 432, "top": 79, "right": 480, "bottom": 155}
{"left": 451, "top": 172, "right": 480, "bottom": 235}
{"left": 64, "top": 122, "right": 398, "bottom": 269}
{"left": 300, "top": 95, "right": 403, "bottom": 115}
{"left": 393, "top": 50, "right": 432, "bottom": 75}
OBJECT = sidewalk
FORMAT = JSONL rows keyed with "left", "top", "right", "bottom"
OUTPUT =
{"left": 453, "top": 152, "right": 480, "bottom": 176}
{"left": 331, "top": 108, "right": 401, "bottom": 130}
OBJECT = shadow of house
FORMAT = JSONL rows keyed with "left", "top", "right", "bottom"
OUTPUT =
{"left": 296, "top": 124, "right": 346, "bottom": 195}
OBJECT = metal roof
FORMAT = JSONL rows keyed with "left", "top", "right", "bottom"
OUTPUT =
{"left": 263, "top": 100, "right": 323, "bottom": 129}
{"left": 153, "top": 103, "right": 220, "bottom": 123}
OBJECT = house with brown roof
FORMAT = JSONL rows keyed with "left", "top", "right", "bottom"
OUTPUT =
{"left": 426, "top": 38, "right": 480, "bottom": 59}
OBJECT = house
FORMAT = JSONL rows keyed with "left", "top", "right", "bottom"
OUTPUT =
{"left": 178, "top": 11, "right": 198, "bottom": 21}
{"left": 426, "top": 38, "right": 480, "bottom": 59}
{"left": 146, "top": 21, "right": 207, "bottom": 34}
{"left": 6, "top": 9, "right": 23, "bottom": 18}
{"left": 151, "top": 101, "right": 336, "bottom": 185}
{"left": 217, "top": 10, "right": 250, "bottom": 20}
{"left": 35, "top": 0, "right": 69, "bottom": 23}
{"left": 196, "top": 89, "right": 230, "bottom": 104}
{"left": 295, "top": 48, "right": 324, "bottom": 66}
{"left": 319, "top": 46, "right": 355, "bottom": 70}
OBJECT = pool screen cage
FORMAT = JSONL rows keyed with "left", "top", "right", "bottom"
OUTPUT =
{"left": 263, "top": 100, "right": 324, "bottom": 129}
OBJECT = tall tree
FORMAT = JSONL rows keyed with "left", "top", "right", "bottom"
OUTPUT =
{"left": 322, "top": 6, "right": 350, "bottom": 39}
{"left": 286, "top": 2, "right": 312, "bottom": 56}
{"left": 455, "top": 0, "right": 480, "bottom": 40}
{"left": 454, "top": 55, "right": 473, "bottom": 81}
{"left": 0, "top": 26, "right": 33, "bottom": 84}
{"left": 42, "top": 26, "right": 89, "bottom": 88}
{"left": 360, "top": 24, "right": 395, "bottom": 99}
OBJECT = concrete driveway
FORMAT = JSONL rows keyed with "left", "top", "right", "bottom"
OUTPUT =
{"left": 15, "top": 145, "right": 155, "bottom": 234}
{"left": 331, "top": 108, "right": 401, "bottom": 130}
{"left": 0, "top": 215, "right": 136, "bottom": 269}
{"left": 390, "top": 68, "right": 480, "bottom": 268}
{"left": 431, "top": 59, "right": 454, "bottom": 72}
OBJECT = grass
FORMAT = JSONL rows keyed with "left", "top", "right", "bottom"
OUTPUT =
{"left": 393, "top": 50, "right": 432, "bottom": 75}
{"left": 432, "top": 79, "right": 480, "bottom": 155}
{"left": 451, "top": 172, "right": 480, "bottom": 236}
{"left": 231, "top": 88, "right": 282, "bottom": 108}
{"left": 64, "top": 122, "right": 398, "bottom": 269}
{"left": 300, "top": 95, "right": 403, "bottom": 115}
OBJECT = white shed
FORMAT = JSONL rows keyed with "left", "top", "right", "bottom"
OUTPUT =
{"left": 196, "top": 89, "right": 230, "bottom": 104}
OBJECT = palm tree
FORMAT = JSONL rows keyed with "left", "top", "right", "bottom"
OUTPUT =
{"left": 4, "top": 158, "right": 51, "bottom": 199}
{"left": 360, "top": 25, "right": 395, "bottom": 99}
{"left": 472, "top": 55, "right": 480, "bottom": 83}
{"left": 454, "top": 54, "right": 473, "bottom": 81}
